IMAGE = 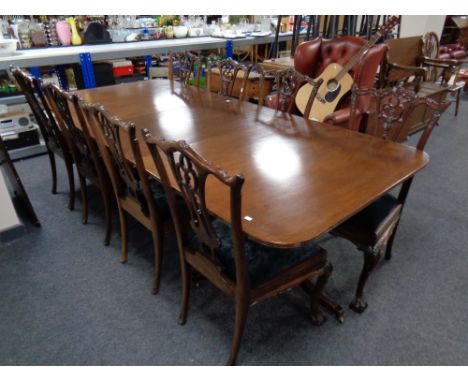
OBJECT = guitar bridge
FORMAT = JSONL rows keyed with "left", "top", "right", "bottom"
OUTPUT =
{"left": 316, "top": 95, "right": 327, "bottom": 104}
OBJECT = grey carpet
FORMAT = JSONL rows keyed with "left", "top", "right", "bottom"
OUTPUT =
{"left": 1, "top": 94, "right": 468, "bottom": 366}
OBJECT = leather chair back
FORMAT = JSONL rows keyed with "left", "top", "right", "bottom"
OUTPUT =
{"left": 294, "top": 36, "right": 387, "bottom": 88}
{"left": 294, "top": 36, "right": 387, "bottom": 131}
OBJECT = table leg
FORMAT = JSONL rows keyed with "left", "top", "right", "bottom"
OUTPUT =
{"left": 301, "top": 280, "right": 345, "bottom": 324}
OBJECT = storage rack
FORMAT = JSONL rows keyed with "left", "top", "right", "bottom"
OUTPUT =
{"left": 0, "top": 32, "right": 302, "bottom": 158}
{"left": 0, "top": 32, "right": 302, "bottom": 85}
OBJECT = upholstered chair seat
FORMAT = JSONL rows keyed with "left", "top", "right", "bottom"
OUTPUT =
{"left": 190, "top": 219, "right": 324, "bottom": 288}
{"left": 333, "top": 194, "right": 398, "bottom": 249}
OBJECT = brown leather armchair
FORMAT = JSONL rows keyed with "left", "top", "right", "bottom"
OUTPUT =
{"left": 294, "top": 36, "right": 387, "bottom": 130}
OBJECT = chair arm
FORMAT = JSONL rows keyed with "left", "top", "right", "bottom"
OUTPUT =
{"left": 451, "top": 59, "right": 468, "bottom": 65}
{"left": 323, "top": 107, "right": 354, "bottom": 126}
{"left": 420, "top": 56, "right": 459, "bottom": 67}
{"left": 388, "top": 63, "right": 427, "bottom": 77}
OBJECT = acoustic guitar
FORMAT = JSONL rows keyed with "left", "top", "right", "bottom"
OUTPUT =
{"left": 295, "top": 16, "right": 399, "bottom": 122}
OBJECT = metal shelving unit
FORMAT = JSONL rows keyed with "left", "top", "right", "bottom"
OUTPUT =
{"left": 0, "top": 32, "right": 300, "bottom": 159}
{"left": 0, "top": 33, "right": 300, "bottom": 71}
{"left": 0, "top": 94, "right": 26, "bottom": 105}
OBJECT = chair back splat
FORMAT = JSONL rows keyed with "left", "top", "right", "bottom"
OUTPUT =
{"left": 168, "top": 51, "right": 202, "bottom": 87}
{"left": 257, "top": 65, "right": 323, "bottom": 117}
{"left": 43, "top": 84, "right": 90, "bottom": 164}
{"left": 207, "top": 57, "right": 252, "bottom": 101}
{"left": 349, "top": 84, "right": 450, "bottom": 149}
{"left": 85, "top": 105, "right": 141, "bottom": 200}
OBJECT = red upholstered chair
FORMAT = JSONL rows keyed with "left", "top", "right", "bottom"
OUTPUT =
{"left": 293, "top": 36, "right": 387, "bottom": 131}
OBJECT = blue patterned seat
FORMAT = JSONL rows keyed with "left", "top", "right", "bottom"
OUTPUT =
{"left": 135, "top": 178, "right": 181, "bottom": 220}
{"left": 333, "top": 194, "right": 399, "bottom": 247}
{"left": 190, "top": 219, "right": 323, "bottom": 287}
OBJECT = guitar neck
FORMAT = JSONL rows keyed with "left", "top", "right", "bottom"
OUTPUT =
{"left": 335, "top": 32, "right": 382, "bottom": 81}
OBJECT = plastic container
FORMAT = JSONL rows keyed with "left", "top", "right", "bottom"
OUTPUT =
{"left": 0, "top": 39, "right": 18, "bottom": 57}
{"left": 112, "top": 60, "right": 134, "bottom": 77}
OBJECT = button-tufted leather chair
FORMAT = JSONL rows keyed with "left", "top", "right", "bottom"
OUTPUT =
{"left": 293, "top": 36, "right": 387, "bottom": 131}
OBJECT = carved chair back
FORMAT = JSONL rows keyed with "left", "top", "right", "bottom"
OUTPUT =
{"left": 207, "top": 57, "right": 252, "bottom": 101}
{"left": 257, "top": 65, "right": 323, "bottom": 117}
{"left": 168, "top": 51, "right": 202, "bottom": 87}
{"left": 70, "top": 95, "right": 111, "bottom": 184}
{"left": 349, "top": 84, "right": 450, "bottom": 150}
{"left": 143, "top": 133, "right": 249, "bottom": 288}
{"left": 82, "top": 104, "right": 157, "bottom": 219}
{"left": 42, "top": 83, "right": 92, "bottom": 167}
{"left": 10, "top": 68, "right": 64, "bottom": 151}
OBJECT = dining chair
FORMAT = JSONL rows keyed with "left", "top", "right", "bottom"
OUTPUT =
{"left": 168, "top": 51, "right": 202, "bottom": 87}
{"left": 206, "top": 57, "right": 252, "bottom": 101}
{"left": 82, "top": 103, "right": 174, "bottom": 294}
{"left": 333, "top": 84, "right": 450, "bottom": 313}
{"left": 42, "top": 83, "right": 113, "bottom": 245}
{"left": 10, "top": 67, "right": 76, "bottom": 210}
{"left": 256, "top": 65, "right": 323, "bottom": 118}
{"left": 143, "top": 133, "right": 333, "bottom": 365}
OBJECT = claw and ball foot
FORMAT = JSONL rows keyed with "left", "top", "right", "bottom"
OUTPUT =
{"left": 310, "top": 311, "right": 327, "bottom": 326}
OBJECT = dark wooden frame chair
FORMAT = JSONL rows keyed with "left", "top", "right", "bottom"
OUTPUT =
{"left": 82, "top": 103, "right": 173, "bottom": 294}
{"left": 10, "top": 68, "right": 75, "bottom": 210}
{"left": 379, "top": 35, "right": 455, "bottom": 134}
{"left": 168, "top": 51, "right": 202, "bottom": 87}
{"left": 333, "top": 84, "right": 450, "bottom": 313}
{"left": 42, "top": 82, "right": 113, "bottom": 245}
{"left": 143, "top": 133, "right": 333, "bottom": 365}
{"left": 256, "top": 65, "right": 323, "bottom": 117}
{"left": 206, "top": 57, "right": 252, "bottom": 101}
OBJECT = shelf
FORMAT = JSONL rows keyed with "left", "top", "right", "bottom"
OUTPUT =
{"left": 0, "top": 32, "right": 301, "bottom": 70}
{"left": 7, "top": 143, "right": 47, "bottom": 161}
{"left": 0, "top": 94, "right": 26, "bottom": 105}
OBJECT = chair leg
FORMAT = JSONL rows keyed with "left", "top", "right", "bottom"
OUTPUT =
{"left": 64, "top": 156, "right": 75, "bottom": 211}
{"left": 385, "top": 224, "right": 400, "bottom": 261}
{"left": 101, "top": 187, "right": 112, "bottom": 246}
{"left": 178, "top": 261, "right": 191, "bottom": 325}
{"left": 309, "top": 262, "right": 333, "bottom": 326}
{"left": 118, "top": 208, "right": 128, "bottom": 264}
{"left": 48, "top": 150, "right": 57, "bottom": 194}
{"left": 226, "top": 299, "right": 249, "bottom": 366}
{"left": 79, "top": 175, "right": 88, "bottom": 224}
{"left": 349, "top": 249, "right": 382, "bottom": 313}
{"left": 455, "top": 87, "right": 461, "bottom": 117}
{"left": 151, "top": 227, "right": 164, "bottom": 295}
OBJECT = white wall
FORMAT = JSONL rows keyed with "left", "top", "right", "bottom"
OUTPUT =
{"left": 400, "top": 15, "right": 446, "bottom": 39}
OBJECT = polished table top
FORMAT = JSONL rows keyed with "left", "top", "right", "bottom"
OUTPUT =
{"left": 76, "top": 79, "right": 429, "bottom": 248}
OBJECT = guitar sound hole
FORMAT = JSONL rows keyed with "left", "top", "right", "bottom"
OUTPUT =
{"left": 327, "top": 79, "right": 339, "bottom": 92}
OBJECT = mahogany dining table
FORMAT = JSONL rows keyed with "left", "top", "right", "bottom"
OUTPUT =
{"left": 76, "top": 79, "right": 429, "bottom": 320}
